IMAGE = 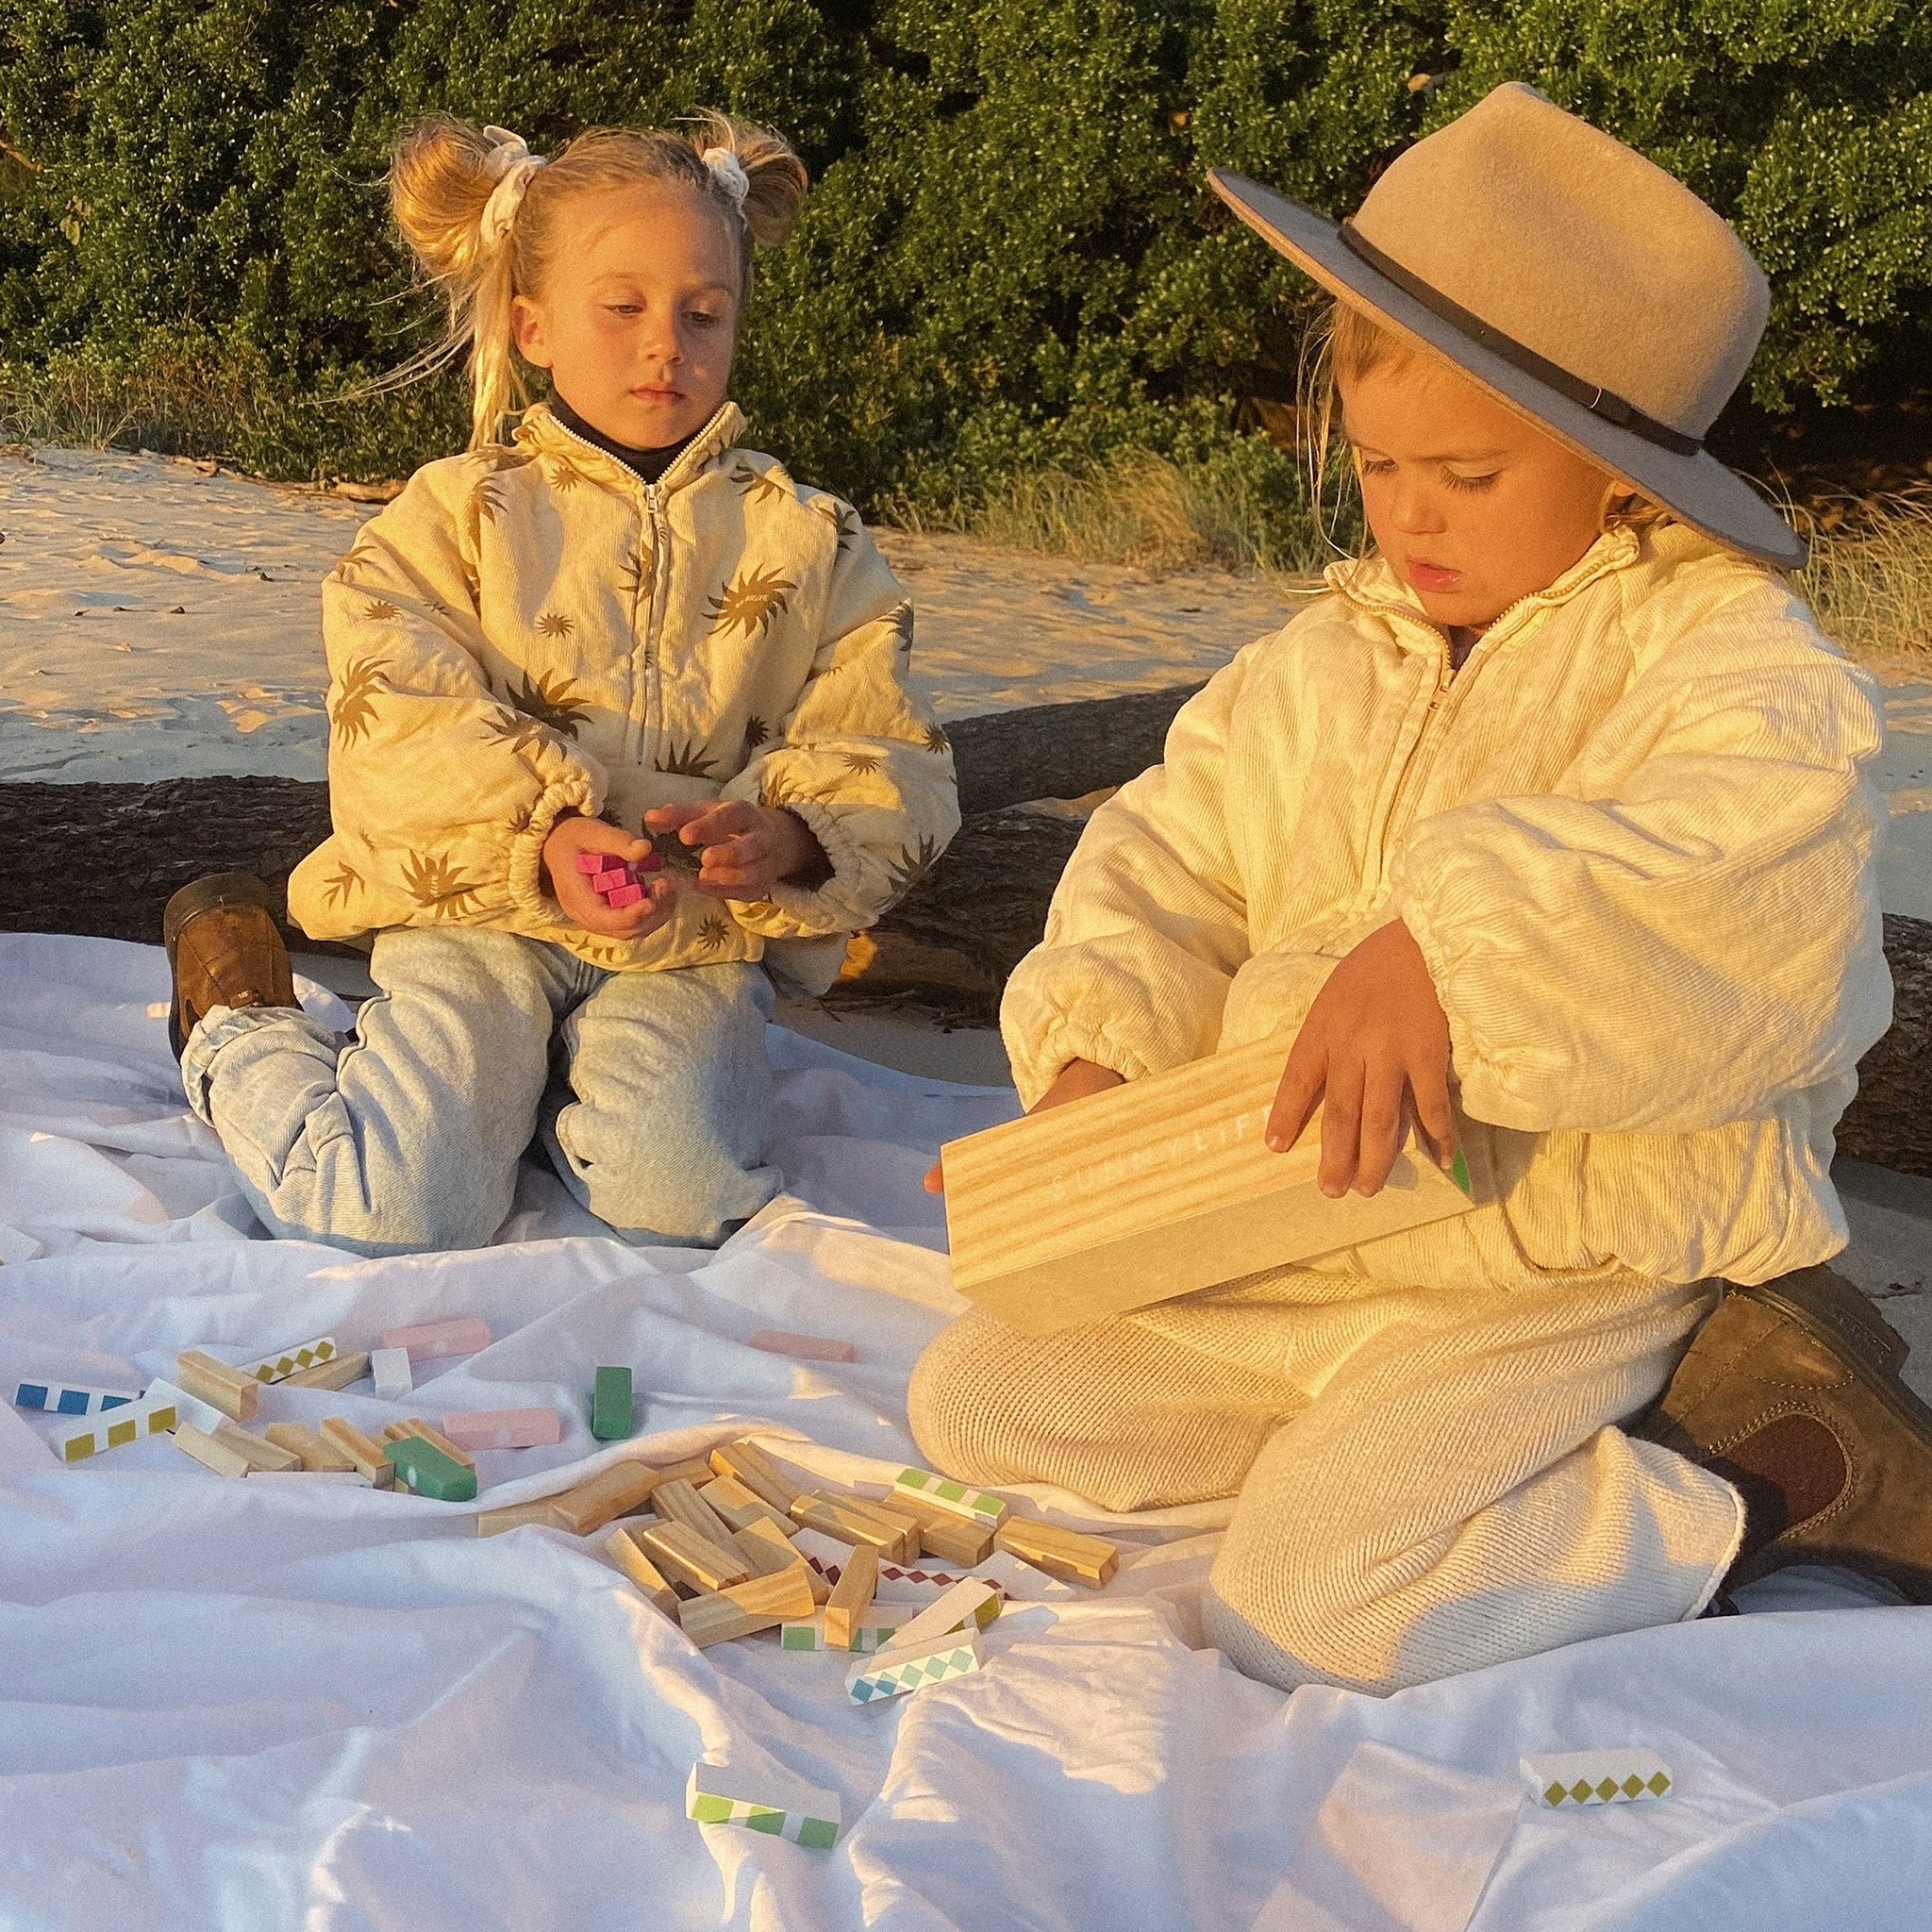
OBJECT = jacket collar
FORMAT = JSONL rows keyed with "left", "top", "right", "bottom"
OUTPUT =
{"left": 1324, "top": 524, "right": 1641, "bottom": 652}
{"left": 514, "top": 399, "right": 746, "bottom": 496}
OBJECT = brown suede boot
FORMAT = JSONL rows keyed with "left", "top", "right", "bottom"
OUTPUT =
{"left": 1634, "top": 1265, "right": 1932, "bottom": 1603}
{"left": 162, "top": 873, "right": 297, "bottom": 1058}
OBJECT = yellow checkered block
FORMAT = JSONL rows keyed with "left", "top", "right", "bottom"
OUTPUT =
{"left": 1522, "top": 1749, "right": 1673, "bottom": 1807}
{"left": 240, "top": 1336, "right": 339, "bottom": 1384}
{"left": 52, "top": 1391, "right": 180, "bottom": 1462}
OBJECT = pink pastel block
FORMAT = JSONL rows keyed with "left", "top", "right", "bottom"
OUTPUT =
{"left": 605, "top": 881, "right": 644, "bottom": 908}
{"left": 575, "top": 851, "right": 608, "bottom": 874}
{"left": 378, "top": 1317, "right": 491, "bottom": 1362}
{"left": 749, "top": 1328, "right": 858, "bottom": 1363}
{"left": 440, "top": 1407, "right": 562, "bottom": 1451}
{"left": 591, "top": 866, "right": 630, "bottom": 893}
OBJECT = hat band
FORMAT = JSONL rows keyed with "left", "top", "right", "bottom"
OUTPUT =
{"left": 1338, "top": 222, "right": 1704, "bottom": 458}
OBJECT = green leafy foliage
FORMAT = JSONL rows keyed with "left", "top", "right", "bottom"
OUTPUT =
{"left": 0, "top": 0, "right": 1924, "bottom": 505}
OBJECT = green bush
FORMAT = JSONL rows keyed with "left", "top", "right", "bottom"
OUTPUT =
{"left": 0, "top": 0, "right": 1925, "bottom": 515}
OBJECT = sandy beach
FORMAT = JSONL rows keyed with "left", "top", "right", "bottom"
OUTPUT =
{"left": 2, "top": 441, "right": 1926, "bottom": 923}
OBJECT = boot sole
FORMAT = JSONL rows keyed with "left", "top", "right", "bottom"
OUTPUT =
{"left": 162, "top": 873, "right": 278, "bottom": 1058}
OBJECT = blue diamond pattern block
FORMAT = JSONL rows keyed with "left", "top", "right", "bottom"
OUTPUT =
{"left": 846, "top": 1634, "right": 983, "bottom": 1704}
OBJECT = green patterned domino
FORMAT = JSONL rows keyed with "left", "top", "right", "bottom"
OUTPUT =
{"left": 239, "top": 1335, "right": 338, "bottom": 1384}
{"left": 1521, "top": 1749, "right": 1672, "bottom": 1807}
{"left": 686, "top": 1761, "right": 841, "bottom": 1849}
{"left": 51, "top": 1391, "right": 180, "bottom": 1462}
{"left": 779, "top": 1614, "right": 904, "bottom": 1652}
{"left": 892, "top": 1465, "right": 1009, "bottom": 1531}
{"left": 1450, "top": 1146, "right": 1473, "bottom": 1197}
{"left": 845, "top": 1634, "right": 982, "bottom": 1704}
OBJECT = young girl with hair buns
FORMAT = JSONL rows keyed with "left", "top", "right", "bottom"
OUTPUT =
{"left": 162, "top": 111, "right": 958, "bottom": 1256}
{"left": 914, "top": 85, "right": 1932, "bottom": 1695}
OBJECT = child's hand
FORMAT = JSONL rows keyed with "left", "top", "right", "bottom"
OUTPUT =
{"left": 922, "top": 1058, "right": 1124, "bottom": 1195}
{"left": 541, "top": 815, "right": 675, "bottom": 939}
{"left": 1266, "top": 919, "right": 1457, "bottom": 1199}
{"left": 646, "top": 801, "right": 827, "bottom": 900}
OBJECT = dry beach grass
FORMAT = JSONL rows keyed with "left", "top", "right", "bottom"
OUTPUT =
{"left": 4, "top": 348, "right": 1927, "bottom": 666}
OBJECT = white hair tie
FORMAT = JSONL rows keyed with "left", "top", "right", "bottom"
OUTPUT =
{"left": 702, "top": 146, "right": 751, "bottom": 213}
{"left": 479, "top": 125, "right": 547, "bottom": 247}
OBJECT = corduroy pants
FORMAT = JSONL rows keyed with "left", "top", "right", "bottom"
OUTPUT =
{"left": 909, "top": 1208, "right": 1745, "bottom": 1695}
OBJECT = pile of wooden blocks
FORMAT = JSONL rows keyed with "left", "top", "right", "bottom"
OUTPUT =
{"left": 518, "top": 1438, "right": 1119, "bottom": 1707}
{"left": 29, "top": 1324, "right": 573, "bottom": 1502}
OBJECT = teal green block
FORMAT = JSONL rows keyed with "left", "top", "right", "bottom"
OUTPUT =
{"left": 383, "top": 1437, "right": 477, "bottom": 1502}
{"left": 591, "top": 1365, "right": 633, "bottom": 1441}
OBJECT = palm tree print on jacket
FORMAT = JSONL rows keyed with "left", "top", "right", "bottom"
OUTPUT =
{"left": 400, "top": 850, "right": 487, "bottom": 918}
{"left": 505, "top": 669, "right": 590, "bottom": 739}
{"left": 331, "top": 657, "right": 385, "bottom": 746}
{"left": 706, "top": 564, "right": 796, "bottom": 641}
{"left": 322, "top": 861, "right": 362, "bottom": 909}
{"left": 655, "top": 738, "right": 719, "bottom": 779}
{"left": 811, "top": 494, "right": 862, "bottom": 554}
{"left": 730, "top": 460, "right": 791, "bottom": 507}
{"left": 880, "top": 833, "right": 942, "bottom": 908}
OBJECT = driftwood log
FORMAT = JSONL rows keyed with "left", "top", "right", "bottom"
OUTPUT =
{"left": 1, "top": 675, "right": 1925, "bottom": 1179}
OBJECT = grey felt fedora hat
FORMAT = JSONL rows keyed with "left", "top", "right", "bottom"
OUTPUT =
{"left": 1208, "top": 82, "right": 1804, "bottom": 569}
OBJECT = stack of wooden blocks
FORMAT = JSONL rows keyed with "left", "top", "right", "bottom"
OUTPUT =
{"left": 536, "top": 1439, "right": 1120, "bottom": 1704}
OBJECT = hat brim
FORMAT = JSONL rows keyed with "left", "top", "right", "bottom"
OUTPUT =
{"left": 1207, "top": 168, "right": 1805, "bottom": 571}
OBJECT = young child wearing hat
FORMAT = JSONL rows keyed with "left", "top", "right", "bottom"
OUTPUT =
{"left": 911, "top": 83, "right": 1929, "bottom": 1694}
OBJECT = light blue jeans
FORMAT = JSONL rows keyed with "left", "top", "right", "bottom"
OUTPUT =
{"left": 181, "top": 926, "right": 781, "bottom": 1257}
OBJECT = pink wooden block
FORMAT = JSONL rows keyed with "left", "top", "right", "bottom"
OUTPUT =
{"left": 749, "top": 1328, "right": 858, "bottom": 1363}
{"left": 378, "top": 1317, "right": 491, "bottom": 1361}
{"left": 440, "top": 1407, "right": 562, "bottom": 1451}
{"left": 575, "top": 851, "right": 608, "bottom": 874}
{"left": 591, "top": 867, "right": 630, "bottom": 893}
{"left": 605, "top": 881, "right": 644, "bottom": 908}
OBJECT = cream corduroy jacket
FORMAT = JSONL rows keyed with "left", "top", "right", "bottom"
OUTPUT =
{"left": 1003, "top": 523, "right": 1891, "bottom": 1286}
{"left": 288, "top": 402, "right": 960, "bottom": 992}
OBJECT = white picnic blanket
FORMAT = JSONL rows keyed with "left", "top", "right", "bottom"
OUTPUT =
{"left": 2, "top": 931, "right": 1929, "bottom": 1931}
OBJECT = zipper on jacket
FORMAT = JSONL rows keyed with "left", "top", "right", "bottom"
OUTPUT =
{"left": 1366, "top": 581, "right": 1544, "bottom": 873}
{"left": 636, "top": 480, "right": 670, "bottom": 771}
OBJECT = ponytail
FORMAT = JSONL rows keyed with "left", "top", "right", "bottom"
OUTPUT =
{"left": 382, "top": 110, "right": 809, "bottom": 450}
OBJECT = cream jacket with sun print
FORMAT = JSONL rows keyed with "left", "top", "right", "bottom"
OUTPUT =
{"left": 287, "top": 402, "right": 960, "bottom": 991}
{"left": 1004, "top": 521, "right": 1891, "bottom": 1287}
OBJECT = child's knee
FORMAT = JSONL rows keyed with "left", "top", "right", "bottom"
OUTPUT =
{"left": 908, "top": 1313, "right": 1056, "bottom": 1478}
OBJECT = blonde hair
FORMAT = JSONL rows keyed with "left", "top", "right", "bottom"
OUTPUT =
{"left": 1298, "top": 298, "right": 1671, "bottom": 552}
{"left": 385, "top": 110, "right": 808, "bottom": 449}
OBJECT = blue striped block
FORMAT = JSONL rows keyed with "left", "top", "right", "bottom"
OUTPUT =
{"left": 14, "top": 1381, "right": 142, "bottom": 1416}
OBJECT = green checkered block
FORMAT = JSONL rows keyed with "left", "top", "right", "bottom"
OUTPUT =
{"left": 241, "top": 1335, "right": 338, "bottom": 1383}
{"left": 892, "top": 1465, "right": 1008, "bottom": 1531}
{"left": 846, "top": 1635, "right": 982, "bottom": 1704}
{"left": 779, "top": 1615, "right": 904, "bottom": 1652}
{"left": 1521, "top": 1750, "right": 1672, "bottom": 1807}
{"left": 686, "top": 1762, "right": 841, "bottom": 1849}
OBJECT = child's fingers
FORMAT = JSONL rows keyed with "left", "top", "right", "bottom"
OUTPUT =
{"left": 1266, "top": 1038, "right": 1326, "bottom": 1153}
{"left": 1315, "top": 1057, "right": 1364, "bottom": 1198}
{"left": 643, "top": 802, "right": 710, "bottom": 832}
{"left": 1351, "top": 1056, "right": 1410, "bottom": 1197}
{"left": 1409, "top": 1049, "right": 1457, "bottom": 1169}
{"left": 608, "top": 878, "right": 676, "bottom": 937}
